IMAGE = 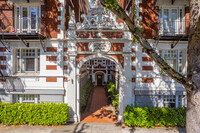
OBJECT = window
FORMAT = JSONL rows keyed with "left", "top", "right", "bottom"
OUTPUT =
{"left": 14, "top": 94, "right": 40, "bottom": 103}
{"left": 16, "top": 48, "right": 40, "bottom": 73}
{"left": 178, "top": 95, "right": 187, "bottom": 107}
{"left": 89, "top": 0, "right": 96, "bottom": 8}
{"left": 159, "top": 49, "right": 186, "bottom": 73}
{"left": 159, "top": 7, "right": 185, "bottom": 35}
{"left": 160, "top": 95, "right": 187, "bottom": 108}
{"left": 15, "top": 6, "right": 41, "bottom": 33}
{"left": 163, "top": 95, "right": 176, "bottom": 107}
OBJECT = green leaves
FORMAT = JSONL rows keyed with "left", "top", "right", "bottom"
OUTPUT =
{"left": 124, "top": 105, "right": 186, "bottom": 128}
{"left": 80, "top": 79, "right": 94, "bottom": 112}
{"left": 104, "top": 0, "right": 119, "bottom": 10}
{"left": 106, "top": 81, "right": 119, "bottom": 108}
{"left": 0, "top": 103, "right": 69, "bottom": 125}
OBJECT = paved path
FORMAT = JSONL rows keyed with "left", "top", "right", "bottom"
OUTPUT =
{"left": 0, "top": 123, "right": 186, "bottom": 133}
{"left": 0, "top": 123, "right": 77, "bottom": 133}
{"left": 81, "top": 86, "right": 118, "bottom": 123}
{"left": 75, "top": 123, "right": 121, "bottom": 133}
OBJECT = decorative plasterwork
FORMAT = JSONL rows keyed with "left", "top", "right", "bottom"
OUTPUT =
{"left": 70, "top": 0, "right": 128, "bottom": 30}
{"left": 57, "top": 0, "right": 66, "bottom": 39}
{"left": 88, "top": 41, "right": 111, "bottom": 53}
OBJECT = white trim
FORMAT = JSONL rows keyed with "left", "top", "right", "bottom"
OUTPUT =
{"left": 77, "top": 54, "right": 123, "bottom": 75}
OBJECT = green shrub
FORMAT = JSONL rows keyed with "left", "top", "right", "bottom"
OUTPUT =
{"left": 124, "top": 105, "right": 186, "bottom": 128}
{"left": 106, "top": 81, "right": 119, "bottom": 108}
{"left": 80, "top": 79, "right": 94, "bottom": 112}
{"left": 0, "top": 102, "right": 69, "bottom": 125}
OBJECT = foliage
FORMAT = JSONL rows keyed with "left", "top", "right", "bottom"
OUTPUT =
{"left": 106, "top": 81, "right": 119, "bottom": 108}
{"left": 0, "top": 103, "right": 69, "bottom": 125}
{"left": 80, "top": 79, "right": 94, "bottom": 112}
{"left": 104, "top": 0, "right": 119, "bottom": 10}
{"left": 124, "top": 105, "right": 186, "bottom": 128}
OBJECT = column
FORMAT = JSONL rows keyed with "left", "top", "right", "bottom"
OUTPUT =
{"left": 120, "top": 53, "right": 133, "bottom": 113}
{"left": 92, "top": 66, "right": 95, "bottom": 83}
{"left": 66, "top": 40, "right": 78, "bottom": 122}
{"left": 105, "top": 66, "right": 108, "bottom": 82}
{"left": 67, "top": 53, "right": 78, "bottom": 122}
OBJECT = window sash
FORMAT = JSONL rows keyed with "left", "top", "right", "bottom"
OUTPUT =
{"left": 16, "top": 48, "right": 40, "bottom": 73}
{"left": 160, "top": 49, "right": 185, "bottom": 73}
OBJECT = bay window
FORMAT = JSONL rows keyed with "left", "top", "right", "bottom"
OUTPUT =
{"left": 16, "top": 48, "right": 40, "bottom": 73}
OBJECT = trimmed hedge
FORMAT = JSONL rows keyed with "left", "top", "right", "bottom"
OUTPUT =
{"left": 124, "top": 105, "right": 186, "bottom": 128}
{"left": 0, "top": 103, "right": 69, "bottom": 125}
{"left": 80, "top": 79, "right": 94, "bottom": 112}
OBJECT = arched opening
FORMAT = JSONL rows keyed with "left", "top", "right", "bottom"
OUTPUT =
{"left": 76, "top": 55, "right": 123, "bottom": 123}
{"left": 95, "top": 72, "right": 104, "bottom": 86}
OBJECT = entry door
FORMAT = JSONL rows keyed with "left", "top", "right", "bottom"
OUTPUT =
{"left": 97, "top": 75, "right": 102, "bottom": 86}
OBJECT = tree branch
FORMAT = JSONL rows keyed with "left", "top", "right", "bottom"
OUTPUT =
{"left": 100, "top": 0, "right": 190, "bottom": 88}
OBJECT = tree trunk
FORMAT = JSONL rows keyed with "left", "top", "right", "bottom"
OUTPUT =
{"left": 186, "top": 89, "right": 200, "bottom": 133}
{"left": 187, "top": 0, "right": 200, "bottom": 132}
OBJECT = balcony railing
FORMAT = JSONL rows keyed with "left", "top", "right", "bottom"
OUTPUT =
{"left": 154, "top": 20, "right": 189, "bottom": 37}
{"left": 0, "top": 17, "right": 45, "bottom": 35}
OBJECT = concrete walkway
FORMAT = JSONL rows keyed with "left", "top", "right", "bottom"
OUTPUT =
{"left": 0, "top": 123, "right": 186, "bottom": 133}
{"left": 0, "top": 123, "right": 77, "bottom": 133}
{"left": 81, "top": 86, "right": 118, "bottom": 123}
{"left": 75, "top": 123, "right": 121, "bottom": 133}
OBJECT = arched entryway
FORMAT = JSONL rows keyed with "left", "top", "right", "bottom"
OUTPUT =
{"left": 76, "top": 54, "right": 123, "bottom": 122}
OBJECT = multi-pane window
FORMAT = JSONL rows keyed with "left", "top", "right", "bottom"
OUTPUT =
{"left": 159, "top": 49, "right": 186, "bottom": 73}
{"left": 160, "top": 95, "right": 187, "bottom": 108}
{"left": 159, "top": 7, "right": 185, "bottom": 35}
{"left": 16, "top": 48, "right": 40, "bottom": 73}
{"left": 15, "top": 6, "right": 41, "bottom": 33}
{"left": 163, "top": 95, "right": 176, "bottom": 107}
{"left": 15, "top": 94, "right": 40, "bottom": 103}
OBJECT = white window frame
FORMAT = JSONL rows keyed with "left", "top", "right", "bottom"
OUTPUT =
{"left": 15, "top": 48, "right": 40, "bottom": 73}
{"left": 159, "top": 49, "right": 186, "bottom": 74}
{"left": 15, "top": 94, "right": 40, "bottom": 104}
{"left": 159, "top": 7, "right": 185, "bottom": 35}
{"left": 15, "top": 5, "right": 41, "bottom": 33}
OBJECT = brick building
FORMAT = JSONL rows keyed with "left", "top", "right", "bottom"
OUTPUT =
{"left": 0, "top": 0, "right": 188, "bottom": 122}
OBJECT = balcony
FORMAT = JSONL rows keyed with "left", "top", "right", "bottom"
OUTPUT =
{"left": 154, "top": 20, "right": 189, "bottom": 41}
{"left": 0, "top": 17, "right": 45, "bottom": 40}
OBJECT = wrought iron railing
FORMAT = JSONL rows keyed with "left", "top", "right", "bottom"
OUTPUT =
{"left": 154, "top": 19, "right": 189, "bottom": 36}
{"left": 0, "top": 17, "right": 45, "bottom": 35}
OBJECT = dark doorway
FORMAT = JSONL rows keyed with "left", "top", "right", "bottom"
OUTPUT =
{"left": 97, "top": 75, "right": 102, "bottom": 86}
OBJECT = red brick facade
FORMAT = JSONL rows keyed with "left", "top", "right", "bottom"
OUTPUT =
{"left": 46, "top": 47, "right": 57, "bottom": 52}
{"left": 142, "top": 66, "right": 153, "bottom": 71}
{"left": 142, "top": 57, "right": 153, "bottom": 62}
{"left": 142, "top": 78, "right": 153, "bottom": 83}
{"left": 46, "top": 56, "right": 57, "bottom": 61}
{"left": 46, "top": 77, "right": 57, "bottom": 82}
{"left": 46, "top": 65, "right": 57, "bottom": 70}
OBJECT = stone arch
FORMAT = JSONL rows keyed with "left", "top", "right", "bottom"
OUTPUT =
{"left": 76, "top": 54, "right": 124, "bottom": 122}
{"left": 77, "top": 54, "right": 123, "bottom": 75}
